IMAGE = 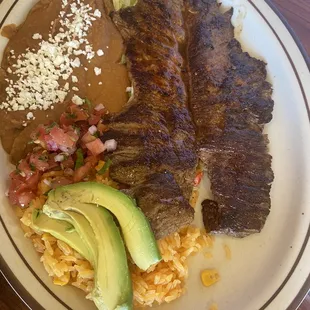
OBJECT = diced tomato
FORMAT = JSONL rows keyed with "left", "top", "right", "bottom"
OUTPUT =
{"left": 25, "top": 171, "right": 41, "bottom": 190}
{"left": 60, "top": 105, "right": 89, "bottom": 127}
{"left": 50, "top": 127, "right": 75, "bottom": 148}
{"left": 47, "top": 153, "right": 60, "bottom": 170}
{"left": 73, "top": 162, "right": 92, "bottom": 183}
{"left": 194, "top": 171, "right": 203, "bottom": 186}
{"left": 29, "top": 152, "right": 50, "bottom": 172}
{"left": 17, "top": 159, "right": 33, "bottom": 179}
{"left": 85, "top": 138, "right": 106, "bottom": 156}
{"left": 44, "top": 134, "right": 59, "bottom": 151}
{"left": 30, "top": 125, "right": 47, "bottom": 141}
{"left": 81, "top": 131, "right": 97, "bottom": 145}
{"left": 84, "top": 155, "right": 99, "bottom": 168}
{"left": 68, "top": 105, "right": 89, "bottom": 122}
{"left": 61, "top": 156, "right": 74, "bottom": 169}
{"left": 88, "top": 114, "right": 101, "bottom": 126}
{"left": 66, "top": 130, "right": 79, "bottom": 143}
{"left": 8, "top": 168, "right": 40, "bottom": 207}
{"left": 17, "top": 191, "right": 36, "bottom": 208}
{"left": 60, "top": 113, "right": 75, "bottom": 127}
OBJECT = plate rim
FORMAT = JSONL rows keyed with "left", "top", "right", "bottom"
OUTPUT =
{"left": 0, "top": 0, "right": 309, "bottom": 310}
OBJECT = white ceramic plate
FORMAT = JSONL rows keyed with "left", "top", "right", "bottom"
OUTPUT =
{"left": 0, "top": 0, "right": 309, "bottom": 309}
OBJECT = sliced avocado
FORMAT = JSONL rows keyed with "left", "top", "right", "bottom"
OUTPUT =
{"left": 44, "top": 203, "right": 133, "bottom": 310}
{"left": 40, "top": 209, "right": 97, "bottom": 268}
{"left": 45, "top": 182, "right": 161, "bottom": 270}
{"left": 113, "top": 0, "right": 137, "bottom": 11}
{"left": 31, "top": 210, "right": 92, "bottom": 263}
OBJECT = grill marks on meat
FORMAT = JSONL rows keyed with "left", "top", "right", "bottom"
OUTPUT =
{"left": 100, "top": 0, "right": 197, "bottom": 238}
{"left": 186, "top": 0, "right": 274, "bottom": 237}
{"left": 126, "top": 172, "right": 194, "bottom": 240}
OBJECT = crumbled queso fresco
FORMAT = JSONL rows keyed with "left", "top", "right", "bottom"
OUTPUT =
{"left": 0, "top": 0, "right": 104, "bottom": 115}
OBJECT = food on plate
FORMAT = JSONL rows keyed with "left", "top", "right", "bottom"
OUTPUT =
{"left": 201, "top": 269, "right": 220, "bottom": 287}
{"left": 105, "top": 0, "right": 198, "bottom": 202}
{"left": 11, "top": 102, "right": 211, "bottom": 308}
{"left": 43, "top": 182, "right": 161, "bottom": 270}
{"left": 34, "top": 205, "right": 133, "bottom": 310}
{"left": 0, "top": 0, "right": 129, "bottom": 164}
{"left": 1, "top": 0, "right": 275, "bottom": 308}
{"left": 186, "top": 0, "right": 274, "bottom": 237}
{"left": 32, "top": 210, "right": 94, "bottom": 263}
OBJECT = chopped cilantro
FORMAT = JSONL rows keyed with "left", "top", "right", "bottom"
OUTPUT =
{"left": 75, "top": 148, "right": 84, "bottom": 170}
{"left": 85, "top": 98, "right": 92, "bottom": 110}
{"left": 30, "top": 163, "right": 36, "bottom": 171}
{"left": 67, "top": 113, "right": 77, "bottom": 119}
{"left": 46, "top": 122, "right": 57, "bottom": 130}
{"left": 39, "top": 155, "right": 48, "bottom": 162}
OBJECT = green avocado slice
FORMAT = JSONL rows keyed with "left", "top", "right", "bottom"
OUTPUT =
{"left": 39, "top": 209, "right": 98, "bottom": 268}
{"left": 44, "top": 182, "right": 161, "bottom": 271}
{"left": 113, "top": 0, "right": 137, "bottom": 11}
{"left": 31, "top": 210, "right": 92, "bottom": 263}
{"left": 44, "top": 203, "right": 133, "bottom": 310}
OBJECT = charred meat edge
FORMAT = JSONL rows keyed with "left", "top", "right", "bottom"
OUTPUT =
{"left": 101, "top": 0, "right": 197, "bottom": 239}
{"left": 186, "top": 0, "right": 274, "bottom": 237}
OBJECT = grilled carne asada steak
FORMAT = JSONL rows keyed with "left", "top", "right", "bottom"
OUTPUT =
{"left": 100, "top": 0, "right": 197, "bottom": 239}
{"left": 186, "top": 0, "right": 274, "bottom": 237}
{"left": 126, "top": 172, "right": 194, "bottom": 240}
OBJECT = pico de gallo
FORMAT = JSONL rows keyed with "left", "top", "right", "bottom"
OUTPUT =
{"left": 8, "top": 102, "right": 117, "bottom": 208}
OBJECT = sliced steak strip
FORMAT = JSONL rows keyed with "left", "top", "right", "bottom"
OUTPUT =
{"left": 100, "top": 0, "right": 197, "bottom": 238}
{"left": 186, "top": 0, "right": 274, "bottom": 237}
{"left": 126, "top": 172, "right": 194, "bottom": 240}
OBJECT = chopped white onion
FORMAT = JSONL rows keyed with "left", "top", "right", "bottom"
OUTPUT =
{"left": 88, "top": 125, "right": 97, "bottom": 135}
{"left": 104, "top": 139, "right": 117, "bottom": 152}
{"left": 94, "top": 103, "right": 105, "bottom": 111}
{"left": 59, "top": 146, "right": 76, "bottom": 155}
{"left": 64, "top": 168, "right": 74, "bottom": 176}
{"left": 43, "top": 179, "right": 52, "bottom": 187}
{"left": 54, "top": 154, "right": 65, "bottom": 162}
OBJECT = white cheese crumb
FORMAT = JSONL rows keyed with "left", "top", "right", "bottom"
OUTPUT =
{"left": 1, "top": 1, "right": 102, "bottom": 117}
{"left": 93, "top": 9, "right": 101, "bottom": 18}
{"left": 72, "top": 94, "right": 84, "bottom": 105}
{"left": 71, "top": 57, "right": 81, "bottom": 68}
{"left": 72, "top": 75, "right": 78, "bottom": 83}
{"left": 32, "top": 33, "right": 42, "bottom": 40}
{"left": 54, "top": 55, "right": 64, "bottom": 66}
{"left": 84, "top": 67, "right": 88, "bottom": 71}
{"left": 94, "top": 67, "right": 101, "bottom": 76}
{"left": 72, "top": 86, "right": 79, "bottom": 91}
{"left": 98, "top": 81, "right": 102, "bottom": 85}
{"left": 27, "top": 112, "right": 34, "bottom": 120}
{"left": 97, "top": 49, "right": 104, "bottom": 56}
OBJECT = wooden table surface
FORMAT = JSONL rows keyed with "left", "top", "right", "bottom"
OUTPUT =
{"left": 0, "top": 0, "right": 310, "bottom": 310}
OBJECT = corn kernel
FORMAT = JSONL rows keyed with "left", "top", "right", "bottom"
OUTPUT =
{"left": 201, "top": 269, "right": 220, "bottom": 287}
{"left": 95, "top": 160, "right": 105, "bottom": 171}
